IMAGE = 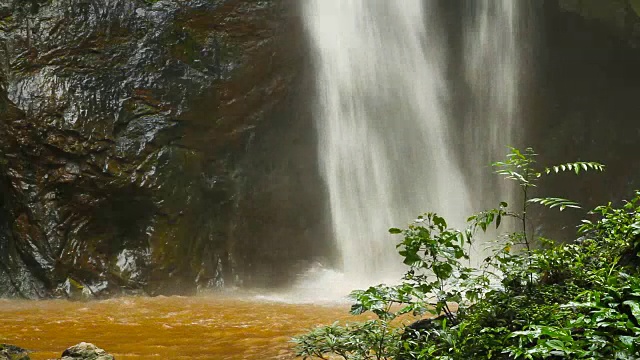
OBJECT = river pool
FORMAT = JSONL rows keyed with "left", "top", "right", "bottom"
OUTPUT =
{"left": 0, "top": 294, "right": 363, "bottom": 359}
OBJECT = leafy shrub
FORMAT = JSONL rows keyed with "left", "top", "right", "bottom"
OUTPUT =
{"left": 293, "top": 148, "right": 640, "bottom": 359}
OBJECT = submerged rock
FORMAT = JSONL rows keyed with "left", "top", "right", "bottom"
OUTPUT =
{"left": 58, "top": 343, "right": 114, "bottom": 360}
{"left": 0, "top": 344, "right": 30, "bottom": 360}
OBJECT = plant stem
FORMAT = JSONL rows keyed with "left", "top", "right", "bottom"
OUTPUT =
{"left": 377, "top": 322, "right": 386, "bottom": 360}
{"left": 522, "top": 170, "right": 533, "bottom": 287}
{"left": 522, "top": 187, "right": 530, "bottom": 252}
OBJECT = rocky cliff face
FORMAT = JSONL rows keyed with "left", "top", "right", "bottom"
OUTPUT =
{"left": 3, "top": 0, "right": 639, "bottom": 299}
{"left": 0, "top": 0, "right": 326, "bottom": 298}
{"left": 519, "top": 1, "right": 640, "bottom": 241}
{"left": 557, "top": 0, "right": 640, "bottom": 46}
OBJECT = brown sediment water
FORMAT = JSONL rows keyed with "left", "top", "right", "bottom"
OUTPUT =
{"left": 0, "top": 295, "right": 364, "bottom": 359}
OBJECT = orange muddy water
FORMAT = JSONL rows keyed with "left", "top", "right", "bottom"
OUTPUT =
{"left": 0, "top": 294, "right": 363, "bottom": 359}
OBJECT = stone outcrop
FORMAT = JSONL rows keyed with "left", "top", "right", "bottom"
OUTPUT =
{"left": 58, "top": 343, "right": 114, "bottom": 360}
{"left": 0, "top": 0, "right": 326, "bottom": 297}
{"left": 0, "top": 342, "right": 115, "bottom": 360}
{"left": 0, "top": 344, "right": 30, "bottom": 360}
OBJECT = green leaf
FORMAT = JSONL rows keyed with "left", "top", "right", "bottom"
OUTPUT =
{"left": 528, "top": 197, "right": 581, "bottom": 211}
{"left": 619, "top": 335, "right": 636, "bottom": 348}
{"left": 539, "top": 326, "right": 572, "bottom": 342}
{"left": 389, "top": 228, "right": 403, "bottom": 234}
{"left": 545, "top": 339, "right": 569, "bottom": 352}
{"left": 545, "top": 161, "right": 605, "bottom": 175}
{"left": 623, "top": 300, "right": 640, "bottom": 322}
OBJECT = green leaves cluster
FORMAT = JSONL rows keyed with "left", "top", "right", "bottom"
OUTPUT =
{"left": 492, "top": 147, "right": 604, "bottom": 251}
{"left": 293, "top": 320, "right": 402, "bottom": 360}
{"left": 293, "top": 148, "right": 640, "bottom": 360}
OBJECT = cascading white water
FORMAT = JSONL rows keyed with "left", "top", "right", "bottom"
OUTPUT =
{"left": 302, "top": 0, "right": 526, "bottom": 284}
{"left": 303, "top": 0, "right": 471, "bottom": 282}
{"left": 463, "top": 1, "right": 526, "bottom": 214}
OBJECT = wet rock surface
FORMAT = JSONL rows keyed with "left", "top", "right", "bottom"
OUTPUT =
{"left": 526, "top": 1, "right": 640, "bottom": 241}
{"left": 6, "top": 0, "right": 637, "bottom": 300}
{"left": 0, "top": 344, "right": 30, "bottom": 360}
{"left": 557, "top": 0, "right": 640, "bottom": 47}
{"left": 0, "top": 0, "right": 325, "bottom": 297}
{"left": 58, "top": 343, "right": 113, "bottom": 360}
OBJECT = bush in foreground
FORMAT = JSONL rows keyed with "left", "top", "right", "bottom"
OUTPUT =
{"left": 294, "top": 148, "right": 640, "bottom": 359}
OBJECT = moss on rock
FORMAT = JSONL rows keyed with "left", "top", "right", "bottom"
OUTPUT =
{"left": 0, "top": 344, "right": 30, "bottom": 360}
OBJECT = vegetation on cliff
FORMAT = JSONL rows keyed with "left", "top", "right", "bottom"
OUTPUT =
{"left": 294, "top": 148, "right": 640, "bottom": 359}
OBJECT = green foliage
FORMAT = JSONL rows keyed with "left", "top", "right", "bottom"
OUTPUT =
{"left": 293, "top": 320, "right": 402, "bottom": 360}
{"left": 293, "top": 148, "right": 640, "bottom": 360}
{"left": 493, "top": 147, "right": 541, "bottom": 189}
{"left": 579, "top": 191, "right": 640, "bottom": 252}
{"left": 492, "top": 147, "right": 604, "bottom": 250}
{"left": 545, "top": 161, "right": 605, "bottom": 175}
{"left": 527, "top": 197, "right": 581, "bottom": 211}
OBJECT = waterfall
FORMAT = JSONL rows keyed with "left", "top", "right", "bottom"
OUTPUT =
{"left": 462, "top": 1, "right": 526, "bottom": 215}
{"left": 302, "top": 0, "right": 527, "bottom": 284}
